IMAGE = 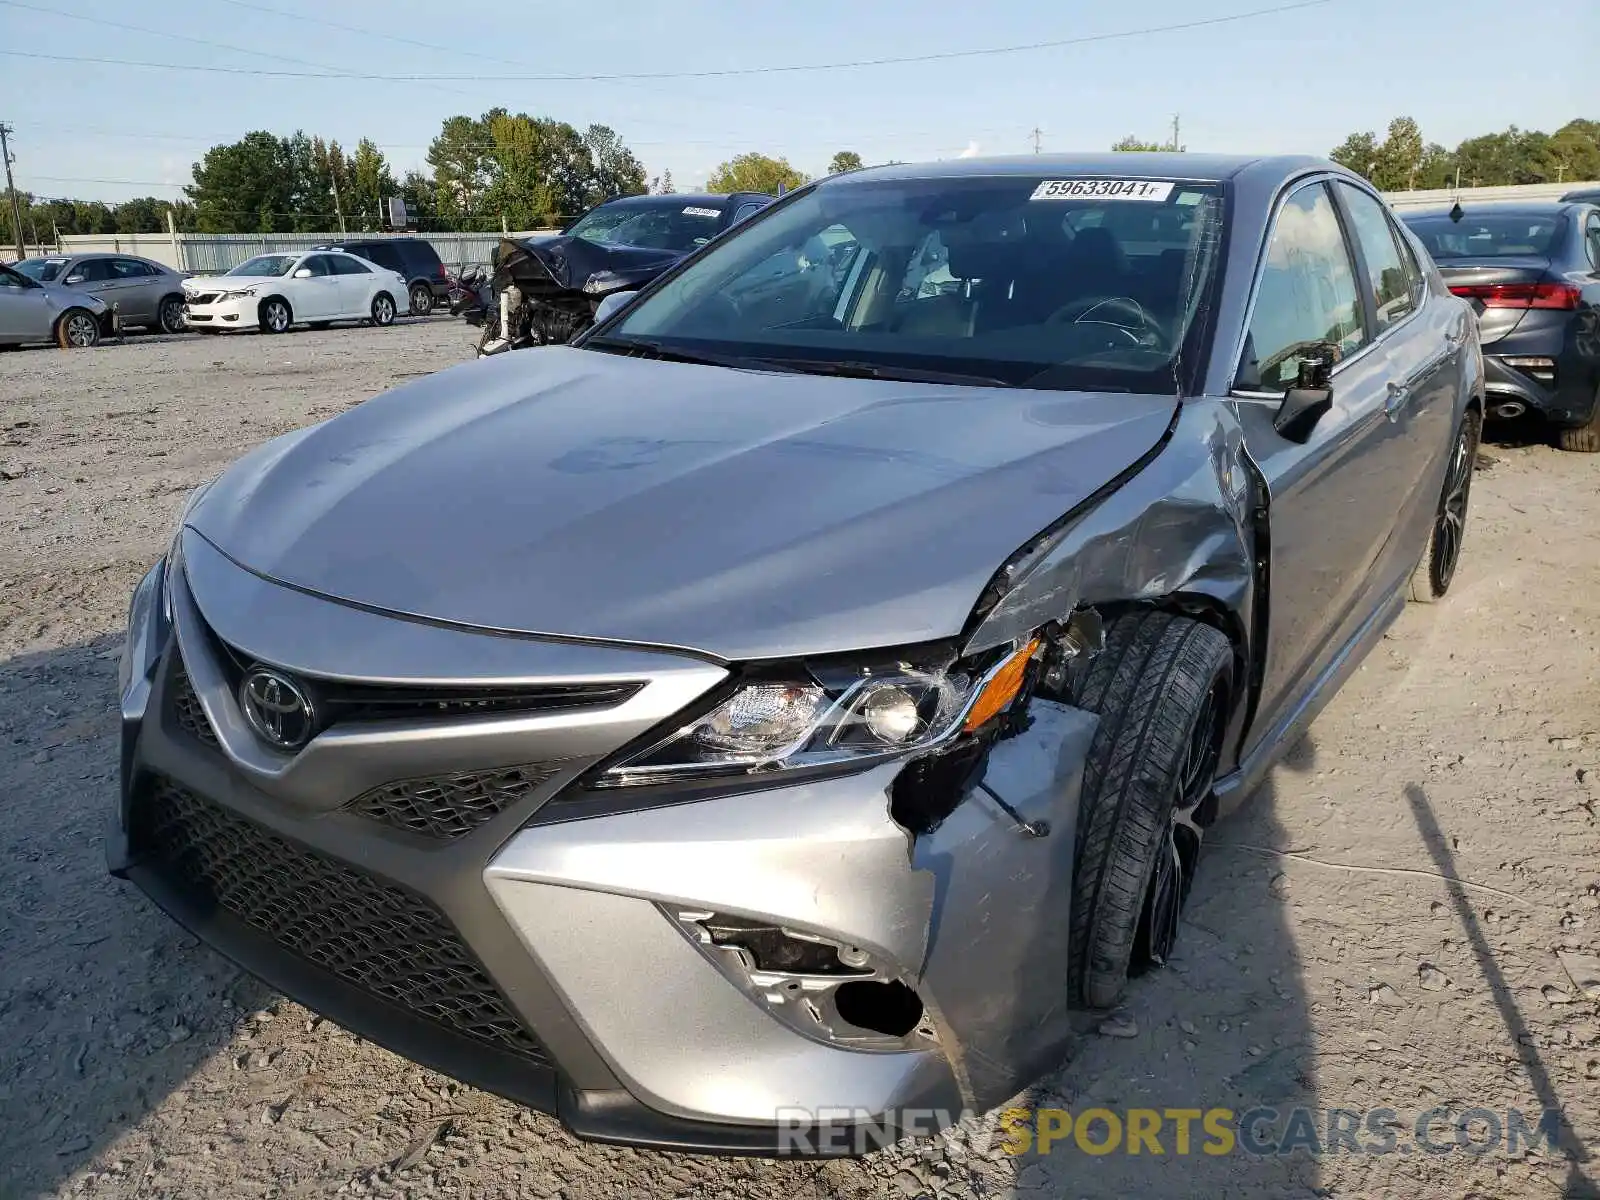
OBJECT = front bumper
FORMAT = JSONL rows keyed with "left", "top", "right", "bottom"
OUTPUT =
{"left": 111, "top": 532, "right": 1094, "bottom": 1154}
{"left": 182, "top": 296, "right": 255, "bottom": 328}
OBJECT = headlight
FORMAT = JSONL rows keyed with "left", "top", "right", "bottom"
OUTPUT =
{"left": 582, "top": 270, "right": 628, "bottom": 296}
{"left": 217, "top": 288, "right": 257, "bottom": 301}
{"left": 594, "top": 638, "right": 1040, "bottom": 788}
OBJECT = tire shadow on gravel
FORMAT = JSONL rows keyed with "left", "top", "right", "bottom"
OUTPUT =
{"left": 996, "top": 738, "right": 1325, "bottom": 1198}
{"left": 0, "top": 635, "right": 273, "bottom": 1197}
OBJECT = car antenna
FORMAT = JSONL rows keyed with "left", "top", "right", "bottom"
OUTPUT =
{"left": 1449, "top": 199, "right": 1464, "bottom": 223}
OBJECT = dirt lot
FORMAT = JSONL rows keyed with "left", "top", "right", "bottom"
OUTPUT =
{"left": 2, "top": 322, "right": 1598, "bottom": 1199}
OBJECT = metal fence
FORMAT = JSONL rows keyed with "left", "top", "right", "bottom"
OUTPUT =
{"left": 40, "top": 230, "right": 558, "bottom": 274}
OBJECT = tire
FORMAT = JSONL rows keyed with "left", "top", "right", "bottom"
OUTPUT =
{"left": 55, "top": 308, "right": 101, "bottom": 349}
{"left": 157, "top": 294, "right": 187, "bottom": 334}
{"left": 409, "top": 283, "right": 434, "bottom": 316}
{"left": 1555, "top": 387, "right": 1600, "bottom": 453}
{"left": 371, "top": 292, "right": 396, "bottom": 327}
{"left": 1068, "top": 610, "right": 1233, "bottom": 1010}
{"left": 258, "top": 297, "right": 292, "bottom": 334}
{"left": 1409, "top": 409, "right": 1481, "bottom": 603}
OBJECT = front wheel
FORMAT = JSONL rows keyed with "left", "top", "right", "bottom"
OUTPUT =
{"left": 1409, "top": 409, "right": 1480, "bottom": 602}
{"left": 371, "top": 292, "right": 396, "bottom": 327}
{"left": 56, "top": 309, "right": 101, "bottom": 349}
{"left": 258, "top": 298, "right": 292, "bottom": 334}
{"left": 1069, "top": 611, "right": 1233, "bottom": 1009}
{"left": 409, "top": 283, "right": 434, "bottom": 316}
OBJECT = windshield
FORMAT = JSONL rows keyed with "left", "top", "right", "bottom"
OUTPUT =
{"left": 12, "top": 258, "right": 68, "bottom": 282}
{"left": 594, "top": 175, "right": 1227, "bottom": 393}
{"left": 226, "top": 254, "right": 300, "bottom": 277}
{"left": 1404, "top": 213, "right": 1562, "bottom": 259}
{"left": 567, "top": 201, "right": 725, "bottom": 253}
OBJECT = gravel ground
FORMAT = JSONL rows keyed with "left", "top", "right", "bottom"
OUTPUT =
{"left": 2, "top": 322, "right": 1598, "bottom": 1199}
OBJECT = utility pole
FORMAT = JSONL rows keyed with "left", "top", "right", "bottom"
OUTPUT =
{"left": 1170, "top": 113, "right": 1181, "bottom": 152}
{"left": 329, "top": 176, "right": 347, "bottom": 236}
{"left": 1030, "top": 127, "right": 1043, "bottom": 154}
{"left": 1, "top": 122, "right": 26, "bottom": 262}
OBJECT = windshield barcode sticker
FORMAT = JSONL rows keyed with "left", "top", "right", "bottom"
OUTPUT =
{"left": 682, "top": 206, "right": 721, "bottom": 218}
{"left": 1029, "top": 180, "right": 1174, "bottom": 202}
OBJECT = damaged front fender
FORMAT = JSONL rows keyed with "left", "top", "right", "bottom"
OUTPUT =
{"left": 963, "top": 399, "right": 1256, "bottom": 658}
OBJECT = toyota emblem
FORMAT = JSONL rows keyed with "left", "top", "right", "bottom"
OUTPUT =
{"left": 239, "top": 667, "right": 316, "bottom": 750}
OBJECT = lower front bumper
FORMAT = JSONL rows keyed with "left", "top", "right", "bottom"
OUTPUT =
{"left": 111, "top": 552, "right": 1095, "bottom": 1153}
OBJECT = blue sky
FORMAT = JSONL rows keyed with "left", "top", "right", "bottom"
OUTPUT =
{"left": 1, "top": 0, "right": 1596, "bottom": 203}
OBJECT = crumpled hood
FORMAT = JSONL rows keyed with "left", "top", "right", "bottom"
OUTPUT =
{"left": 189, "top": 347, "right": 1175, "bottom": 661}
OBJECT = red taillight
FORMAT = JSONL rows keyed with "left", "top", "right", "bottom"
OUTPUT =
{"left": 1448, "top": 282, "right": 1581, "bottom": 310}
{"left": 437, "top": 262, "right": 447, "bottom": 278}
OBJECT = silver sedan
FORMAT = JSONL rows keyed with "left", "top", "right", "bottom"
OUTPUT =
{"left": 11, "top": 252, "right": 188, "bottom": 333}
{"left": 0, "top": 262, "right": 110, "bottom": 348}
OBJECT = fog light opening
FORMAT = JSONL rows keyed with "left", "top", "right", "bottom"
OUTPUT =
{"left": 832, "top": 980, "right": 924, "bottom": 1037}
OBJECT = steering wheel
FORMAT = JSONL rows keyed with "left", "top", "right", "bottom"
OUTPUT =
{"left": 1049, "top": 295, "right": 1165, "bottom": 350}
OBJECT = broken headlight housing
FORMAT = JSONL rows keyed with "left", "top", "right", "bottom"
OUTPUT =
{"left": 594, "top": 638, "right": 1039, "bottom": 788}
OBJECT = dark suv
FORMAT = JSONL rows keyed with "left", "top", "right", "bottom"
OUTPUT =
{"left": 314, "top": 238, "right": 449, "bottom": 315}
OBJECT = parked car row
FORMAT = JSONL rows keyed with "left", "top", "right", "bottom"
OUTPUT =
{"left": 113, "top": 153, "right": 1521, "bottom": 1156}
{"left": 0, "top": 237, "right": 457, "bottom": 349}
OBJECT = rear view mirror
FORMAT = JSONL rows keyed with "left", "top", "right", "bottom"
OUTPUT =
{"left": 592, "top": 290, "right": 638, "bottom": 325}
{"left": 1273, "top": 352, "right": 1335, "bottom": 443}
{"left": 293, "top": 268, "right": 313, "bottom": 279}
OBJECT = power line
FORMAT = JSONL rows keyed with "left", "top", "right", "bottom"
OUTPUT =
{"left": 0, "top": 0, "right": 1332, "bottom": 81}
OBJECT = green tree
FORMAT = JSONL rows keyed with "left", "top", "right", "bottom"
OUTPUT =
{"left": 584, "top": 124, "right": 647, "bottom": 205}
{"left": 1330, "top": 130, "right": 1380, "bottom": 179}
{"left": 1371, "top": 116, "right": 1424, "bottom": 190}
{"left": 1111, "top": 135, "right": 1169, "bottom": 152}
{"left": 400, "top": 168, "right": 441, "bottom": 232}
{"left": 349, "top": 139, "right": 397, "bottom": 230}
{"left": 427, "top": 115, "right": 495, "bottom": 228}
{"left": 828, "top": 150, "right": 864, "bottom": 174}
{"left": 707, "top": 152, "right": 808, "bottom": 194}
{"left": 186, "top": 130, "right": 299, "bottom": 232}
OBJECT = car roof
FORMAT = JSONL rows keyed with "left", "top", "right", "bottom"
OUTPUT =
{"left": 836, "top": 152, "right": 1329, "bottom": 186}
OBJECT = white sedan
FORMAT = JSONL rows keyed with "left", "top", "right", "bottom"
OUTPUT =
{"left": 182, "top": 250, "right": 408, "bottom": 334}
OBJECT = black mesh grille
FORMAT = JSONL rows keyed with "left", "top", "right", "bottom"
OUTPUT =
{"left": 169, "top": 665, "right": 219, "bottom": 749}
{"left": 134, "top": 777, "right": 549, "bottom": 1065}
{"left": 350, "top": 765, "right": 561, "bottom": 841}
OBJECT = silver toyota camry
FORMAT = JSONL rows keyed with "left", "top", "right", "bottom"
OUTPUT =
{"left": 112, "top": 153, "right": 1484, "bottom": 1155}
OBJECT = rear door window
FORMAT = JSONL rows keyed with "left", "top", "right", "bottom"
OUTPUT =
{"left": 1239, "top": 181, "right": 1368, "bottom": 392}
{"left": 330, "top": 254, "right": 370, "bottom": 274}
{"left": 301, "top": 255, "right": 335, "bottom": 277}
{"left": 1585, "top": 214, "right": 1600, "bottom": 270}
{"left": 1337, "top": 183, "right": 1418, "bottom": 331}
{"left": 111, "top": 258, "right": 158, "bottom": 278}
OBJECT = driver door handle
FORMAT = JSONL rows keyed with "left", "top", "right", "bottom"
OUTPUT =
{"left": 1385, "top": 380, "right": 1410, "bottom": 420}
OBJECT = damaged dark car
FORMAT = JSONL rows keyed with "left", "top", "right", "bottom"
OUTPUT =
{"left": 473, "top": 190, "right": 772, "bottom": 355}
{"left": 111, "top": 154, "right": 1484, "bottom": 1155}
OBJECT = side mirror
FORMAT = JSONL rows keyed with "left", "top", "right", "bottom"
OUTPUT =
{"left": 1273, "top": 353, "right": 1335, "bottom": 443}
{"left": 592, "top": 289, "right": 638, "bottom": 326}
{"left": 293, "top": 268, "right": 313, "bottom": 279}
{"left": 64, "top": 274, "right": 84, "bottom": 285}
